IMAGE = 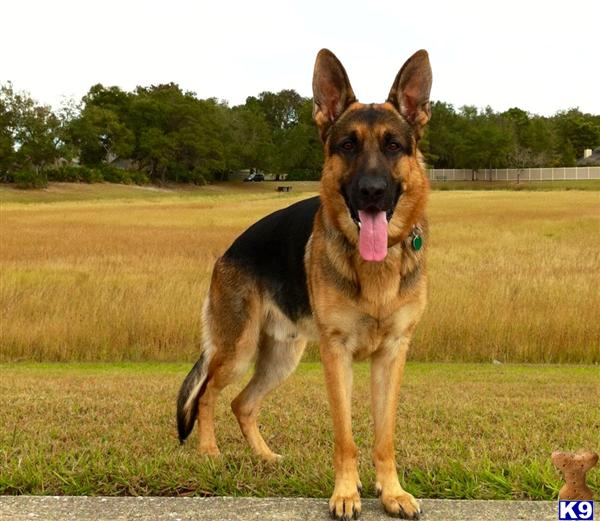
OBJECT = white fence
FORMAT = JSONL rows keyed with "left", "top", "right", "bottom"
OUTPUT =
{"left": 428, "top": 166, "right": 600, "bottom": 182}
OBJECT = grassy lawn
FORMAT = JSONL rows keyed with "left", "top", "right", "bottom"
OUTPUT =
{"left": 1, "top": 183, "right": 599, "bottom": 363}
{"left": 1, "top": 362, "right": 598, "bottom": 499}
{"left": 0, "top": 181, "right": 321, "bottom": 204}
{"left": 1, "top": 179, "right": 599, "bottom": 205}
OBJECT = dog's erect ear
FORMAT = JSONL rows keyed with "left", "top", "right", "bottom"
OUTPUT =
{"left": 387, "top": 50, "right": 432, "bottom": 129}
{"left": 312, "top": 49, "right": 357, "bottom": 140}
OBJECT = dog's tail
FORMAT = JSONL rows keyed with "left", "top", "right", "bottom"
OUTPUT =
{"left": 176, "top": 350, "right": 211, "bottom": 444}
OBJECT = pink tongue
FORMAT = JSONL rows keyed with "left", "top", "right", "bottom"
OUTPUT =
{"left": 358, "top": 210, "right": 388, "bottom": 261}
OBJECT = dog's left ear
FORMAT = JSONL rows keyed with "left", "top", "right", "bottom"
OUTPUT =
{"left": 387, "top": 50, "right": 432, "bottom": 130}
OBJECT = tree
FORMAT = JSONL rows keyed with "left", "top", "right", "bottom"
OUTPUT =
{"left": 16, "top": 104, "right": 61, "bottom": 172}
{"left": 275, "top": 98, "right": 322, "bottom": 178}
{"left": 68, "top": 104, "right": 134, "bottom": 165}
{"left": 231, "top": 90, "right": 320, "bottom": 177}
{"left": 0, "top": 84, "right": 17, "bottom": 179}
{"left": 5, "top": 79, "right": 599, "bottom": 186}
{"left": 0, "top": 83, "right": 62, "bottom": 175}
{"left": 127, "top": 84, "right": 227, "bottom": 183}
{"left": 249, "top": 90, "right": 304, "bottom": 130}
{"left": 451, "top": 106, "right": 515, "bottom": 173}
{"left": 423, "top": 102, "right": 461, "bottom": 167}
{"left": 553, "top": 109, "right": 600, "bottom": 163}
{"left": 504, "top": 108, "right": 556, "bottom": 167}
{"left": 229, "top": 101, "right": 275, "bottom": 172}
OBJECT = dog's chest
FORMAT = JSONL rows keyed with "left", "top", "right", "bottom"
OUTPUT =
{"left": 324, "top": 299, "right": 423, "bottom": 359}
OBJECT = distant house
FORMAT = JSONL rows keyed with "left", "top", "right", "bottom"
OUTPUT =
{"left": 577, "top": 147, "right": 600, "bottom": 166}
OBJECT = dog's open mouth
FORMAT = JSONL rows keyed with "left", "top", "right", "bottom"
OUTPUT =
{"left": 344, "top": 184, "right": 402, "bottom": 262}
{"left": 350, "top": 208, "right": 389, "bottom": 262}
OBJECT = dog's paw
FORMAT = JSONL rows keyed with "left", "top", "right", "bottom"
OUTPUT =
{"left": 380, "top": 491, "right": 420, "bottom": 519}
{"left": 261, "top": 451, "right": 282, "bottom": 463}
{"left": 329, "top": 484, "right": 362, "bottom": 520}
{"left": 198, "top": 444, "right": 221, "bottom": 457}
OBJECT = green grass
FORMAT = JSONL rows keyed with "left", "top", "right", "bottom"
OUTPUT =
{"left": 1, "top": 362, "right": 598, "bottom": 499}
{"left": 0, "top": 178, "right": 598, "bottom": 205}
{"left": 0, "top": 181, "right": 321, "bottom": 204}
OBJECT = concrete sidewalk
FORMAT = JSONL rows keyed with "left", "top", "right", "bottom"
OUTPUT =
{"left": 0, "top": 496, "right": 560, "bottom": 521}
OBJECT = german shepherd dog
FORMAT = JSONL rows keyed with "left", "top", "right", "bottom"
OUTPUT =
{"left": 177, "top": 48, "right": 432, "bottom": 520}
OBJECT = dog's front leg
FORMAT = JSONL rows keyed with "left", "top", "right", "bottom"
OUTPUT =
{"left": 371, "top": 343, "right": 421, "bottom": 520}
{"left": 320, "top": 336, "right": 361, "bottom": 520}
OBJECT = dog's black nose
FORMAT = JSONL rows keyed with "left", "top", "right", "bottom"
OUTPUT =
{"left": 358, "top": 176, "right": 387, "bottom": 204}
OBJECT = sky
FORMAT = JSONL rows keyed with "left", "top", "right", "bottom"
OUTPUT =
{"left": 2, "top": 0, "right": 599, "bottom": 116}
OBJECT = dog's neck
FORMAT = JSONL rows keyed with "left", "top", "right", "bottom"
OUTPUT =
{"left": 317, "top": 207, "right": 426, "bottom": 306}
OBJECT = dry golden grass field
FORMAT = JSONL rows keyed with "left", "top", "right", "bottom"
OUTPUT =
{"left": 1, "top": 181, "right": 599, "bottom": 363}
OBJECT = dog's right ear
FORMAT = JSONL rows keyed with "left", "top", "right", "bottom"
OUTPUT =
{"left": 312, "top": 49, "right": 356, "bottom": 140}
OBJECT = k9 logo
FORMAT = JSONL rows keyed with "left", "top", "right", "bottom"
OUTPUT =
{"left": 558, "top": 500, "right": 594, "bottom": 520}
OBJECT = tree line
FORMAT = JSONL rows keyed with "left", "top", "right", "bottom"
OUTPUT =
{"left": 1, "top": 81, "right": 599, "bottom": 187}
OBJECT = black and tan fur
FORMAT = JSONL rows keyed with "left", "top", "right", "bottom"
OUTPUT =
{"left": 177, "top": 48, "right": 432, "bottom": 520}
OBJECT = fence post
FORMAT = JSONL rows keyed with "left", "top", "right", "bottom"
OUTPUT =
{"left": 563, "top": 167, "right": 566, "bottom": 180}
{"left": 528, "top": 168, "right": 531, "bottom": 181}
{"left": 552, "top": 167, "right": 554, "bottom": 181}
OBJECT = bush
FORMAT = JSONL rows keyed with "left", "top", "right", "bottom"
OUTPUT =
{"left": 98, "top": 165, "right": 150, "bottom": 185}
{"left": 185, "top": 166, "right": 209, "bottom": 185}
{"left": 169, "top": 165, "right": 208, "bottom": 185}
{"left": 128, "top": 170, "right": 150, "bottom": 185}
{"left": 13, "top": 169, "right": 48, "bottom": 189}
{"left": 99, "top": 165, "right": 132, "bottom": 184}
{"left": 45, "top": 165, "right": 107, "bottom": 184}
{"left": 79, "top": 166, "right": 104, "bottom": 183}
{"left": 46, "top": 165, "right": 82, "bottom": 182}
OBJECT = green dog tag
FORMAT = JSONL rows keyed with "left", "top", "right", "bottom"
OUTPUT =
{"left": 412, "top": 234, "right": 423, "bottom": 251}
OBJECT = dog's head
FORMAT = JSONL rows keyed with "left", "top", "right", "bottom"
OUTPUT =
{"left": 313, "top": 49, "right": 432, "bottom": 262}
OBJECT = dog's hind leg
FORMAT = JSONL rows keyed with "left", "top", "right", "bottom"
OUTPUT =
{"left": 196, "top": 359, "right": 246, "bottom": 457}
{"left": 196, "top": 352, "right": 255, "bottom": 456}
{"left": 196, "top": 308, "right": 262, "bottom": 456}
{"left": 231, "top": 335, "right": 306, "bottom": 462}
{"left": 178, "top": 258, "right": 262, "bottom": 456}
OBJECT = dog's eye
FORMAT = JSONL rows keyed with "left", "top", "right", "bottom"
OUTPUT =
{"left": 341, "top": 140, "right": 355, "bottom": 151}
{"left": 386, "top": 142, "right": 401, "bottom": 152}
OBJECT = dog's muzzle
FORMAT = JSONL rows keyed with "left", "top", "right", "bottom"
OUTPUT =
{"left": 342, "top": 175, "right": 402, "bottom": 262}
